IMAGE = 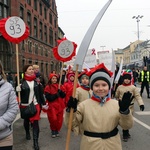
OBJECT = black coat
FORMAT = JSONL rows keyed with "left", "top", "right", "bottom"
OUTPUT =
{"left": 20, "top": 80, "right": 46, "bottom": 106}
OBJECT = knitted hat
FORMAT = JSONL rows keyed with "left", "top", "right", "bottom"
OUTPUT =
{"left": 66, "top": 71, "right": 75, "bottom": 79}
{"left": 90, "top": 71, "right": 111, "bottom": 90}
{"left": 123, "top": 73, "right": 131, "bottom": 80}
{"left": 87, "top": 63, "right": 113, "bottom": 90}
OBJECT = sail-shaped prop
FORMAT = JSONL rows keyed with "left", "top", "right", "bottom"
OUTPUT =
{"left": 73, "top": 0, "right": 113, "bottom": 71}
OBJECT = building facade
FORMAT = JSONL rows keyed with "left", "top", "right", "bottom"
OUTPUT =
{"left": 0, "top": 0, "right": 62, "bottom": 80}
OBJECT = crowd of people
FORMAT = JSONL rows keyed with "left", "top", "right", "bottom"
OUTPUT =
{"left": 0, "top": 60, "right": 148, "bottom": 150}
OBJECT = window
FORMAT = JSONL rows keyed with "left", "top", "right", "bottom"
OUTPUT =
{"left": 45, "top": 48, "right": 48, "bottom": 56}
{"left": 0, "top": 5, "right": 2, "bottom": 17}
{"left": 28, "top": 41, "right": 32, "bottom": 52}
{"left": 4, "top": 0, "right": 8, "bottom": 5}
{"left": 20, "top": 6, "right": 24, "bottom": 20}
{"left": 3, "top": 6, "right": 7, "bottom": 17}
{"left": 34, "top": 17, "right": 37, "bottom": 38}
{"left": 27, "top": 12, "right": 31, "bottom": 35}
{"left": 44, "top": 25, "right": 47, "bottom": 43}
{"left": 39, "top": 22, "right": 43, "bottom": 40}
{"left": 21, "top": 40, "right": 25, "bottom": 50}
{"left": 27, "top": 0, "right": 31, "bottom": 5}
{"left": 54, "top": 19, "right": 57, "bottom": 28}
{"left": 49, "top": 13, "right": 52, "bottom": 24}
{"left": 35, "top": 44, "right": 38, "bottom": 54}
{"left": 39, "top": 3, "right": 42, "bottom": 15}
{"left": 49, "top": 28, "right": 53, "bottom": 46}
{"left": 44, "top": 8, "right": 47, "bottom": 19}
{"left": 34, "top": 0, "right": 37, "bottom": 11}
{"left": 40, "top": 46, "right": 43, "bottom": 56}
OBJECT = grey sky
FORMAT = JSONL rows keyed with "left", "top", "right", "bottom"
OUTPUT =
{"left": 56, "top": 0, "right": 150, "bottom": 52}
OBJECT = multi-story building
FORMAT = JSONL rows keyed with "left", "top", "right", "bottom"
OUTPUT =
{"left": 0, "top": 0, "right": 63, "bottom": 80}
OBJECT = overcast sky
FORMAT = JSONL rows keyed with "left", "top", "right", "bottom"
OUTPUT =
{"left": 56, "top": 0, "right": 150, "bottom": 53}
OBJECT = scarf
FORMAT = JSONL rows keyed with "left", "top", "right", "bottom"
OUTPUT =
{"left": 91, "top": 93, "right": 110, "bottom": 106}
{"left": 24, "top": 74, "right": 36, "bottom": 81}
{"left": 80, "top": 84, "right": 90, "bottom": 91}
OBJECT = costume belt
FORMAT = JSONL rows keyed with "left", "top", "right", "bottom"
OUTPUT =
{"left": 84, "top": 127, "right": 118, "bottom": 139}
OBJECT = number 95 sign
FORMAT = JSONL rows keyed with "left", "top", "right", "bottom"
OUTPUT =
{"left": 53, "top": 38, "right": 77, "bottom": 62}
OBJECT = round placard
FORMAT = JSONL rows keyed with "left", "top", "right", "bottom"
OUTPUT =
{"left": 58, "top": 40, "right": 74, "bottom": 58}
{"left": 5, "top": 16, "right": 26, "bottom": 38}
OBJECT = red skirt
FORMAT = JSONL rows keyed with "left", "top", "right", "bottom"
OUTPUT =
{"left": 29, "top": 104, "right": 41, "bottom": 123}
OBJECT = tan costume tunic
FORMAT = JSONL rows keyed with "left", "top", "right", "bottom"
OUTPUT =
{"left": 65, "top": 99, "right": 133, "bottom": 150}
{"left": 75, "top": 87, "right": 92, "bottom": 104}
{"left": 115, "top": 84, "right": 144, "bottom": 113}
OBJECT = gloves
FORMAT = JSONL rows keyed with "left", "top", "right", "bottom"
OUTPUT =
{"left": 42, "top": 103, "right": 49, "bottom": 110}
{"left": 66, "top": 96, "right": 78, "bottom": 112}
{"left": 58, "top": 89, "right": 66, "bottom": 98}
{"left": 140, "top": 105, "right": 144, "bottom": 111}
{"left": 119, "top": 91, "right": 134, "bottom": 112}
{"left": 16, "top": 86, "right": 21, "bottom": 92}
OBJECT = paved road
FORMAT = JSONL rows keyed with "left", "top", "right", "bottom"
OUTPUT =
{"left": 13, "top": 86, "right": 150, "bottom": 150}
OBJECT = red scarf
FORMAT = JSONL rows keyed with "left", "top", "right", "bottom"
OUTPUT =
{"left": 24, "top": 74, "right": 36, "bottom": 81}
{"left": 91, "top": 95, "right": 110, "bottom": 103}
{"left": 80, "top": 85, "right": 90, "bottom": 91}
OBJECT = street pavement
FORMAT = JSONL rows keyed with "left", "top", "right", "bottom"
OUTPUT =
{"left": 13, "top": 86, "right": 150, "bottom": 150}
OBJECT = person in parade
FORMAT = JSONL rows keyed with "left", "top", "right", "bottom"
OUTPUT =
{"left": 64, "top": 71, "right": 79, "bottom": 106}
{"left": 65, "top": 63, "right": 134, "bottom": 150}
{"left": 44, "top": 73, "right": 66, "bottom": 138}
{"left": 33, "top": 65, "right": 46, "bottom": 87}
{"left": 75, "top": 69, "right": 92, "bottom": 104}
{"left": 16, "top": 64, "right": 47, "bottom": 150}
{"left": 138, "top": 66, "right": 150, "bottom": 98}
{"left": 115, "top": 70, "right": 144, "bottom": 142}
{"left": 0, "top": 61, "right": 19, "bottom": 150}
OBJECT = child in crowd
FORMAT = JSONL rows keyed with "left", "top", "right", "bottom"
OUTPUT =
{"left": 44, "top": 73, "right": 66, "bottom": 138}
{"left": 65, "top": 63, "right": 134, "bottom": 150}
{"left": 115, "top": 70, "right": 144, "bottom": 142}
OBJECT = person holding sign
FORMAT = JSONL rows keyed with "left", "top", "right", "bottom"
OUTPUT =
{"left": 65, "top": 63, "right": 133, "bottom": 150}
{"left": 0, "top": 61, "right": 19, "bottom": 150}
{"left": 16, "top": 65, "right": 47, "bottom": 150}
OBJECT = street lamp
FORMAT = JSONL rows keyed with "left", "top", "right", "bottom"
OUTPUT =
{"left": 132, "top": 15, "right": 143, "bottom": 67}
{"left": 132, "top": 15, "right": 143, "bottom": 44}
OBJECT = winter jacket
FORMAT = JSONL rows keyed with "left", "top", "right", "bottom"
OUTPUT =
{"left": 65, "top": 99, "right": 133, "bottom": 150}
{"left": 20, "top": 80, "right": 46, "bottom": 106}
{"left": 0, "top": 79, "right": 19, "bottom": 140}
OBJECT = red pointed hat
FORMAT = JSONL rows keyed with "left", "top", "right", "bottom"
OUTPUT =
{"left": 49, "top": 73, "right": 58, "bottom": 79}
{"left": 87, "top": 63, "right": 113, "bottom": 90}
{"left": 66, "top": 71, "right": 75, "bottom": 79}
{"left": 78, "top": 68, "right": 89, "bottom": 79}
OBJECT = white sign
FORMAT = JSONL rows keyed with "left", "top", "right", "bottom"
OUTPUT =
{"left": 98, "top": 53, "right": 112, "bottom": 70}
{"left": 58, "top": 40, "right": 74, "bottom": 58}
{"left": 5, "top": 16, "right": 26, "bottom": 38}
{"left": 83, "top": 48, "right": 97, "bottom": 69}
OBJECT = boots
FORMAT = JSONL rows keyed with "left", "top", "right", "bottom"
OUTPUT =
{"left": 26, "top": 131, "right": 31, "bottom": 140}
{"left": 24, "top": 119, "right": 31, "bottom": 140}
{"left": 33, "top": 128, "right": 39, "bottom": 150}
{"left": 122, "top": 130, "right": 130, "bottom": 142}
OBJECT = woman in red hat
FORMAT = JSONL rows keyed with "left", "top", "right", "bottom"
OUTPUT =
{"left": 44, "top": 73, "right": 66, "bottom": 138}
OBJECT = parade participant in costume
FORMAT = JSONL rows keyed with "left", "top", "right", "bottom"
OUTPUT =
{"left": 65, "top": 63, "right": 134, "bottom": 150}
{"left": 115, "top": 70, "right": 144, "bottom": 142}
{"left": 16, "top": 65, "right": 47, "bottom": 150}
{"left": 64, "top": 71, "right": 79, "bottom": 106}
{"left": 76, "top": 69, "right": 92, "bottom": 104}
{"left": 0, "top": 61, "right": 19, "bottom": 150}
{"left": 44, "top": 73, "right": 66, "bottom": 138}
